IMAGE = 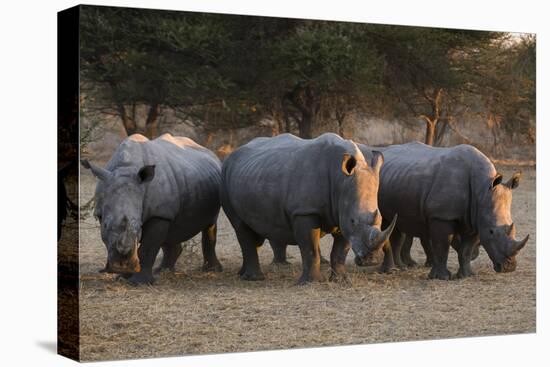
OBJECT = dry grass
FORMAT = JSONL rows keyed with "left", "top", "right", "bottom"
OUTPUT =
{"left": 71, "top": 166, "right": 536, "bottom": 361}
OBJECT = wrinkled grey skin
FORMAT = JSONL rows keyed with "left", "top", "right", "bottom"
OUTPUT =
{"left": 82, "top": 133, "right": 222, "bottom": 285}
{"left": 221, "top": 133, "right": 396, "bottom": 284}
{"left": 358, "top": 142, "right": 528, "bottom": 280}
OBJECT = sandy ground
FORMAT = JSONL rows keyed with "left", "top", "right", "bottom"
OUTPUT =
{"left": 71, "top": 166, "right": 536, "bottom": 361}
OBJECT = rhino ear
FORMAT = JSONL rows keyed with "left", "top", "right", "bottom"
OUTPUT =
{"left": 342, "top": 154, "right": 357, "bottom": 176}
{"left": 371, "top": 151, "right": 384, "bottom": 174}
{"left": 505, "top": 172, "right": 522, "bottom": 189}
{"left": 491, "top": 173, "right": 503, "bottom": 189}
{"left": 138, "top": 165, "right": 155, "bottom": 183}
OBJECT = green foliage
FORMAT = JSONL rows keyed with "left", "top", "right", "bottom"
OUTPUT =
{"left": 79, "top": 6, "right": 535, "bottom": 139}
{"left": 272, "top": 21, "right": 381, "bottom": 92}
{"left": 80, "top": 6, "right": 235, "bottom": 108}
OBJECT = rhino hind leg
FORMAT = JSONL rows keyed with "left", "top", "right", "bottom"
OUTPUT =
{"left": 127, "top": 217, "right": 170, "bottom": 285}
{"left": 201, "top": 223, "right": 223, "bottom": 272}
{"left": 329, "top": 233, "right": 351, "bottom": 282}
{"left": 270, "top": 240, "right": 290, "bottom": 265}
{"left": 233, "top": 223, "right": 265, "bottom": 281}
{"left": 400, "top": 235, "right": 418, "bottom": 268}
{"left": 154, "top": 242, "right": 183, "bottom": 274}
{"left": 293, "top": 215, "right": 325, "bottom": 284}
{"left": 427, "top": 220, "right": 453, "bottom": 280}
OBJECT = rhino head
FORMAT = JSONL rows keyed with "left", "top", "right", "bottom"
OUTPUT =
{"left": 477, "top": 172, "right": 529, "bottom": 273}
{"left": 81, "top": 160, "right": 155, "bottom": 274}
{"left": 337, "top": 148, "right": 397, "bottom": 262}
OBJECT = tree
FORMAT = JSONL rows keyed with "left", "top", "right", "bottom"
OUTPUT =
{"left": 266, "top": 21, "right": 382, "bottom": 138}
{"left": 80, "top": 6, "right": 236, "bottom": 138}
{"left": 369, "top": 26, "right": 504, "bottom": 145}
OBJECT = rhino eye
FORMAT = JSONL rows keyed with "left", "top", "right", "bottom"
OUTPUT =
{"left": 351, "top": 219, "right": 356, "bottom": 225}
{"left": 489, "top": 229, "right": 494, "bottom": 235}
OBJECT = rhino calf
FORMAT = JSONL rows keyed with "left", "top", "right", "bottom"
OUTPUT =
{"left": 82, "top": 133, "right": 222, "bottom": 285}
{"left": 221, "top": 133, "right": 396, "bottom": 284}
{"left": 359, "top": 142, "right": 528, "bottom": 280}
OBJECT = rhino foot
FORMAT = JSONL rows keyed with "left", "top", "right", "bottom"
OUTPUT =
{"left": 328, "top": 271, "right": 349, "bottom": 283}
{"left": 428, "top": 268, "right": 452, "bottom": 280}
{"left": 126, "top": 272, "right": 155, "bottom": 285}
{"left": 271, "top": 259, "right": 291, "bottom": 266}
{"left": 240, "top": 271, "right": 265, "bottom": 281}
{"left": 424, "top": 260, "right": 432, "bottom": 268}
{"left": 378, "top": 264, "right": 397, "bottom": 274}
{"left": 396, "top": 262, "right": 409, "bottom": 270}
{"left": 153, "top": 266, "right": 175, "bottom": 275}
{"left": 455, "top": 268, "right": 476, "bottom": 279}
{"left": 297, "top": 272, "right": 325, "bottom": 285}
{"left": 404, "top": 259, "right": 418, "bottom": 268}
{"left": 202, "top": 261, "right": 223, "bottom": 273}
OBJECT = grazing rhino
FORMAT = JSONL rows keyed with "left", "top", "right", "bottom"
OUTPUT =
{"left": 82, "top": 133, "right": 222, "bottom": 285}
{"left": 357, "top": 142, "right": 528, "bottom": 280}
{"left": 221, "top": 133, "right": 396, "bottom": 284}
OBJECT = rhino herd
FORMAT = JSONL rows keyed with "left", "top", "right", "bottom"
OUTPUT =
{"left": 82, "top": 132, "right": 528, "bottom": 285}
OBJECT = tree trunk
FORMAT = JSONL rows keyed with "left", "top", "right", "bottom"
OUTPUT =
{"left": 425, "top": 119, "right": 436, "bottom": 146}
{"left": 420, "top": 88, "right": 443, "bottom": 146}
{"left": 116, "top": 103, "right": 138, "bottom": 136}
{"left": 336, "top": 110, "right": 346, "bottom": 138}
{"left": 286, "top": 84, "right": 320, "bottom": 139}
{"left": 433, "top": 119, "right": 449, "bottom": 147}
{"left": 298, "top": 113, "right": 314, "bottom": 139}
{"left": 144, "top": 103, "right": 160, "bottom": 139}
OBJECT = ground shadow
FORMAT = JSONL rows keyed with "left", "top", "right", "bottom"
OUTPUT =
{"left": 36, "top": 340, "right": 57, "bottom": 354}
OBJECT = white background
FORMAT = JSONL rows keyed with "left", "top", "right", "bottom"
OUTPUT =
{"left": 0, "top": 0, "right": 546, "bottom": 365}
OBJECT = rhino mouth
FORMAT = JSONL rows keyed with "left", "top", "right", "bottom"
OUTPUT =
{"left": 355, "top": 249, "right": 383, "bottom": 267}
{"left": 493, "top": 257, "right": 517, "bottom": 273}
{"left": 106, "top": 243, "right": 140, "bottom": 274}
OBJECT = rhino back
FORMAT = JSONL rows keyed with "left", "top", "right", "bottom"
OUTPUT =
{"left": 223, "top": 133, "right": 357, "bottom": 241}
{"left": 360, "top": 142, "right": 496, "bottom": 235}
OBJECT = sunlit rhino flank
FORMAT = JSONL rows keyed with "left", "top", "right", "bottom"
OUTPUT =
{"left": 221, "top": 133, "right": 396, "bottom": 284}
{"left": 81, "top": 133, "right": 222, "bottom": 285}
{"left": 358, "top": 142, "right": 529, "bottom": 280}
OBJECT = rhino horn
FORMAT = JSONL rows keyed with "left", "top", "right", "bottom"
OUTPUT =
{"left": 508, "top": 234, "right": 529, "bottom": 257}
{"left": 81, "top": 159, "right": 112, "bottom": 181}
{"left": 375, "top": 214, "right": 398, "bottom": 246}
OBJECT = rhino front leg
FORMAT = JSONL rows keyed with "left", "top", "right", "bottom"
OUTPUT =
{"left": 329, "top": 233, "right": 350, "bottom": 282}
{"left": 427, "top": 219, "right": 454, "bottom": 280}
{"left": 201, "top": 223, "right": 222, "bottom": 272}
{"left": 456, "top": 234, "right": 477, "bottom": 279}
{"left": 293, "top": 215, "right": 324, "bottom": 284}
{"left": 270, "top": 240, "right": 290, "bottom": 264}
{"left": 127, "top": 217, "right": 170, "bottom": 285}
{"left": 154, "top": 242, "right": 183, "bottom": 274}
{"left": 235, "top": 223, "right": 265, "bottom": 281}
